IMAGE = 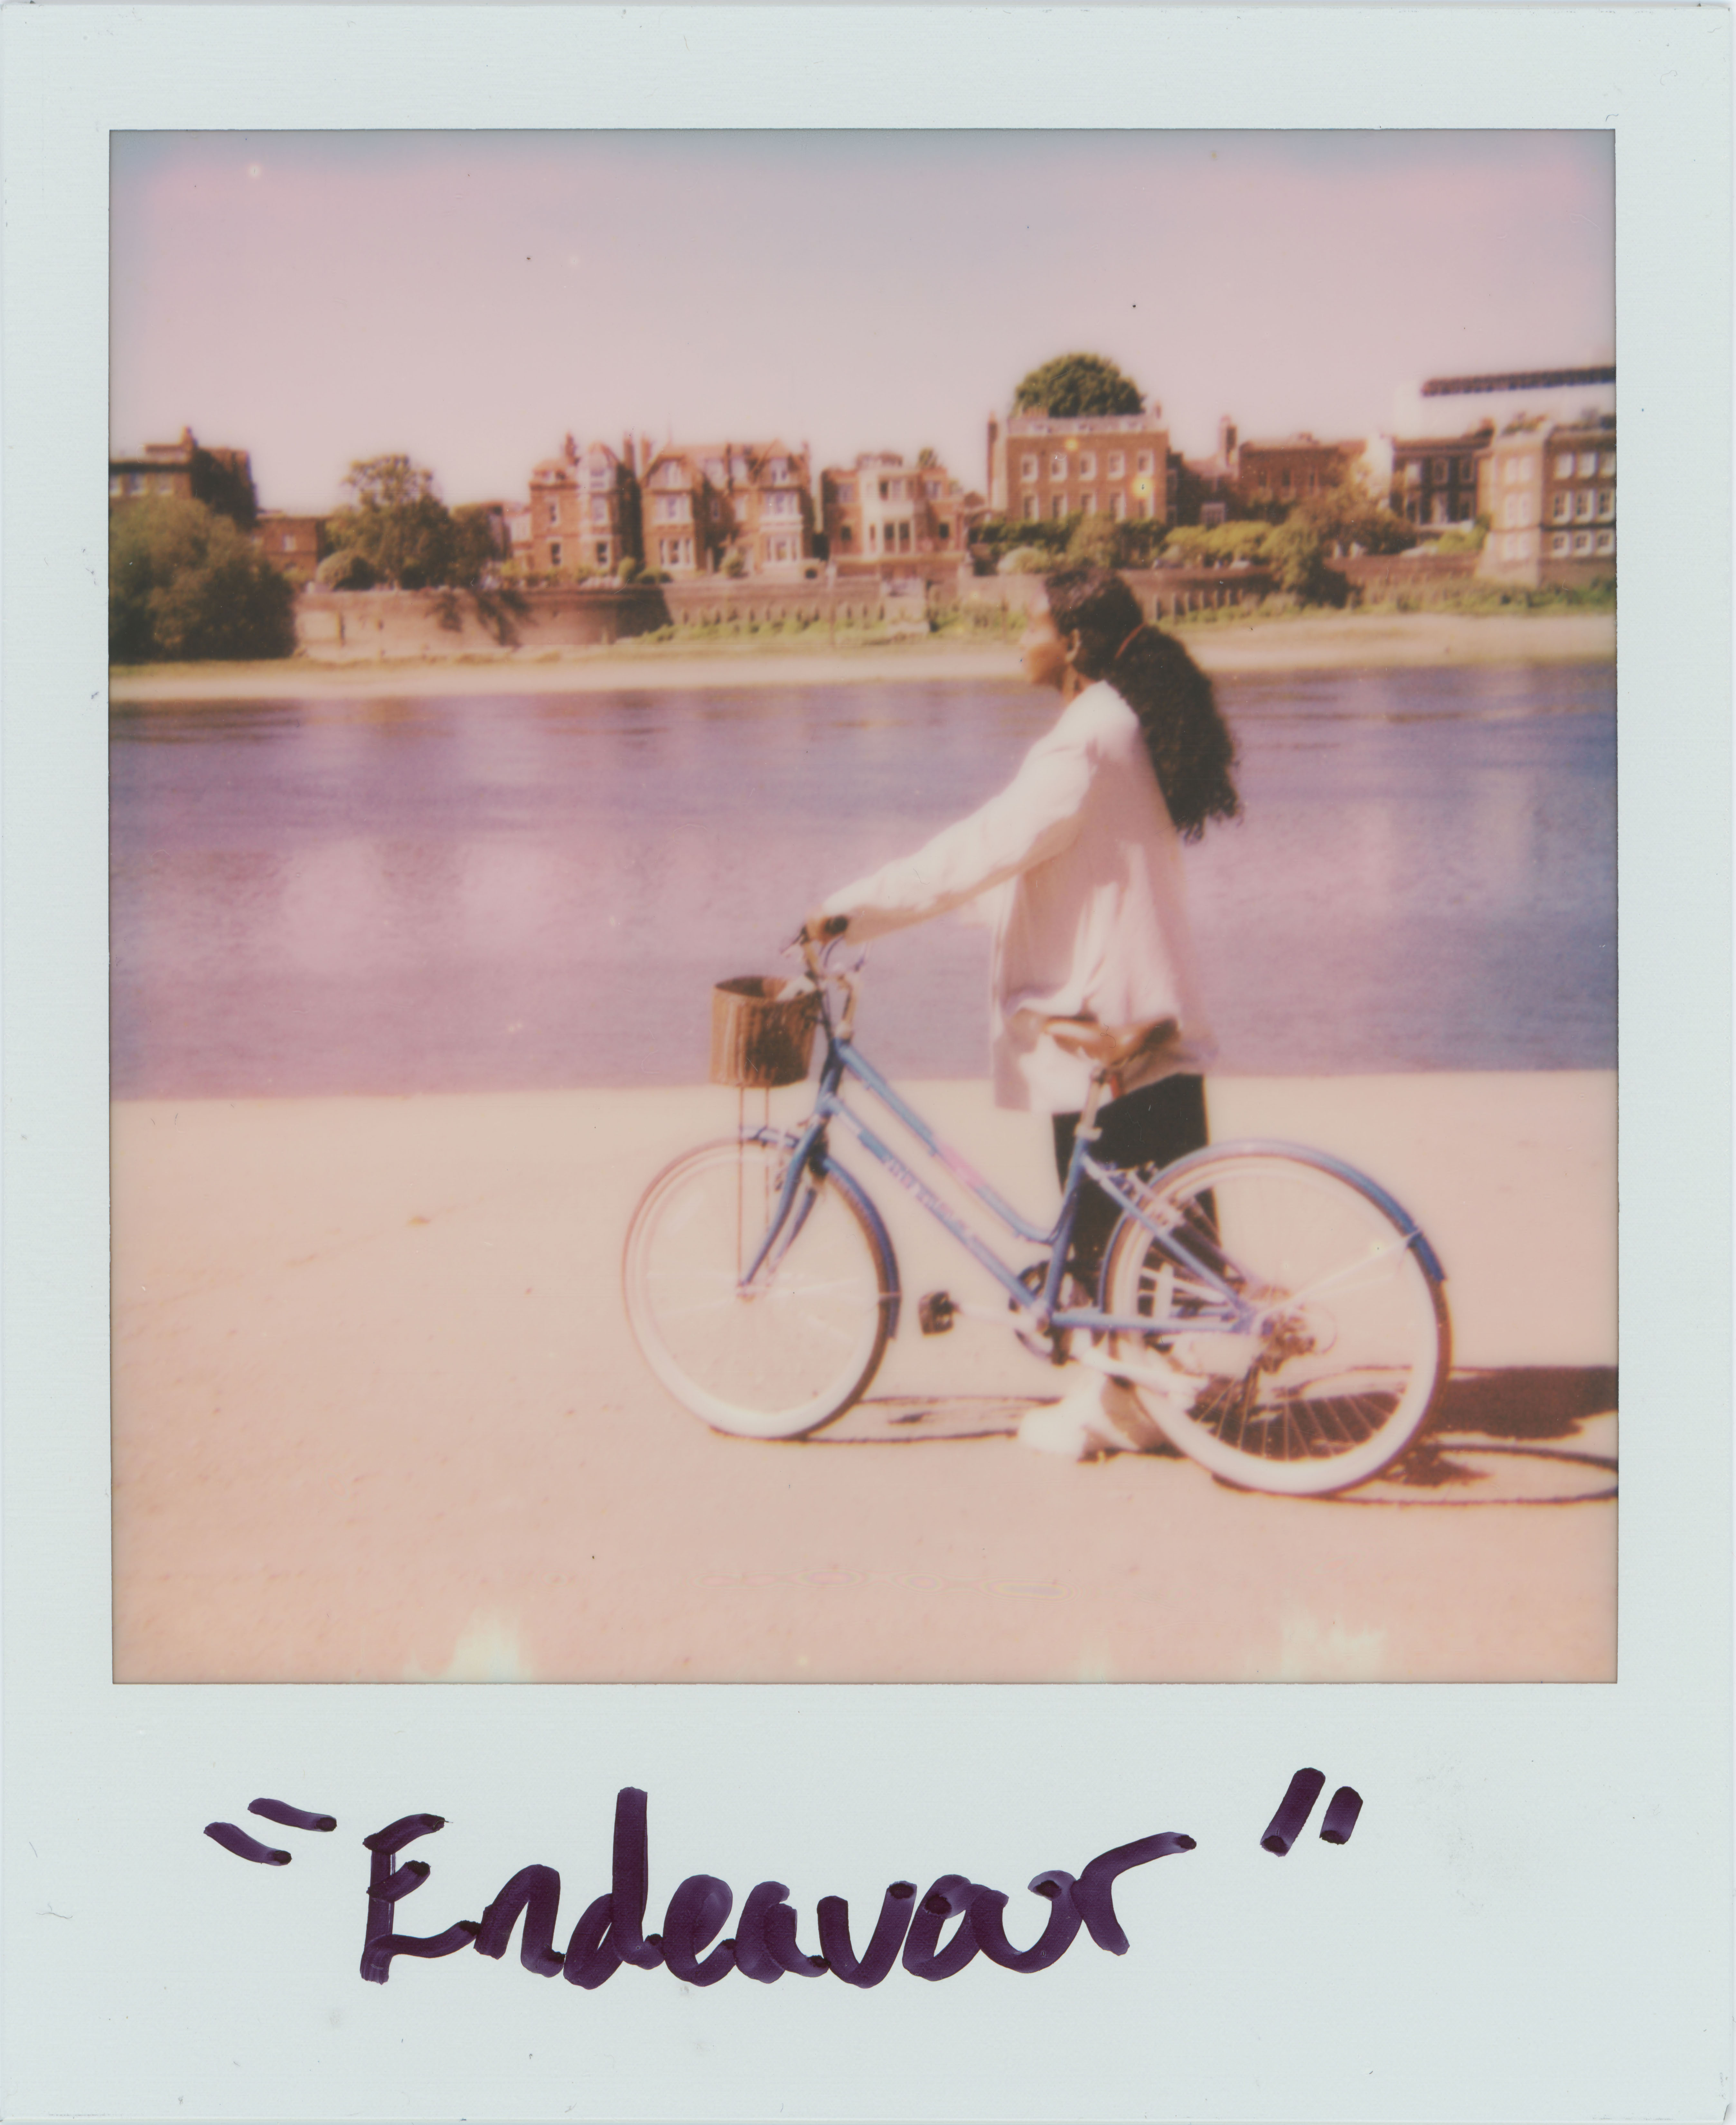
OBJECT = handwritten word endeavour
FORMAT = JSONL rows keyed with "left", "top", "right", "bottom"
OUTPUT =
{"left": 359, "top": 1788, "right": 1195, "bottom": 1987}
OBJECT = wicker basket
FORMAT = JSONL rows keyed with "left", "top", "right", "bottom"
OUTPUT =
{"left": 709, "top": 977, "right": 820, "bottom": 1089}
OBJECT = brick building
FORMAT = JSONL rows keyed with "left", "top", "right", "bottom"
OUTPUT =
{"left": 1390, "top": 430, "right": 1491, "bottom": 528}
{"left": 1232, "top": 432, "right": 1366, "bottom": 510}
{"left": 253, "top": 511, "right": 325, "bottom": 578}
{"left": 108, "top": 427, "right": 258, "bottom": 525}
{"left": 638, "top": 446, "right": 727, "bottom": 577}
{"left": 526, "top": 435, "right": 640, "bottom": 576}
{"left": 988, "top": 410, "right": 1174, "bottom": 528}
{"left": 707, "top": 441, "right": 815, "bottom": 573}
{"left": 1479, "top": 417, "right": 1616, "bottom": 582}
{"left": 821, "top": 452, "right": 973, "bottom": 565}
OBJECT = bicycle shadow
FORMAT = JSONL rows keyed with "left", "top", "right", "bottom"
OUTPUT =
{"left": 815, "top": 1366, "right": 1619, "bottom": 1505}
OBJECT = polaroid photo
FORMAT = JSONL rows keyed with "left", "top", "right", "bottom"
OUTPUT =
{"left": 3, "top": 6, "right": 1730, "bottom": 2120}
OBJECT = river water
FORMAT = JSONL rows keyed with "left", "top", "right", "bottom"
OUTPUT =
{"left": 110, "top": 661, "right": 1615, "bottom": 1096}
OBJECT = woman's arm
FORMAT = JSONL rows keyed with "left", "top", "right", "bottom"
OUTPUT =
{"left": 813, "top": 717, "right": 1095, "bottom": 943}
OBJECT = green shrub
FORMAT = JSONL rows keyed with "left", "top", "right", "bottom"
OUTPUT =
{"left": 316, "top": 548, "right": 376, "bottom": 590}
{"left": 111, "top": 498, "right": 298, "bottom": 663}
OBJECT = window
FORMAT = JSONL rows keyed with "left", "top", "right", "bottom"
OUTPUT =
{"left": 1430, "top": 496, "right": 1448, "bottom": 525}
{"left": 878, "top": 482, "right": 889, "bottom": 501}
{"left": 1404, "top": 461, "right": 1422, "bottom": 487}
{"left": 1279, "top": 467, "right": 1293, "bottom": 494}
{"left": 1110, "top": 493, "right": 1125, "bottom": 522}
{"left": 936, "top": 520, "right": 951, "bottom": 542}
{"left": 838, "top": 524, "right": 853, "bottom": 544}
{"left": 1575, "top": 490, "right": 1595, "bottom": 521}
{"left": 731, "top": 457, "right": 749, "bottom": 483}
{"left": 547, "top": 502, "right": 560, "bottom": 526}
{"left": 1551, "top": 533, "right": 1570, "bottom": 556}
{"left": 1079, "top": 493, "right": 1095, "bottom": 517}
{"left": 1577, "top": 452, "right": 1598, "bottom": 478}
{"left": 591, "top": 497, "right": 608, "bottom": 524}
{"left": 898, "top": 521, "right": 912, "bottom": 551}
{"left": 128, "top": 471, "right": 145, "bottom": 493}
{"left": 1556, "top": 453, "right": 1576, "bottom": 480}
{"left": 1595, "top": 529, "right": 1615, "bottom": 554}
{"left": 1136, "top": 451, "right": 1154, "bottom": 474}
{"left": 1078, "top": 453, "right": 1096, "bottom": 478}
{"left": 1136, "top": 496, "right": 1152, "bottom": 520}
{"left": 1020, "top": 455, "right": 1037, "bottom": 482}
{"left": 1596, "top": 489, "right": 1614, "bottom": 520}
{"left": 1456, "top": 458, "right": 1472, "bottom": 483}
{"left": 109, "top": 474, "right": 123, "bottom": 495}
{"left": 281, "top": 534, "right": 295, "bottom": 552}
{"left": 589, "top": 460, "right": 612, "bottom": 486}
{"left": 595, "top": 543, "right": 608, "bottom": 566}
{"left": 1050, "top": 452, "right": 1066, "bottom": 479}
{"left": 769, "top": 460, "right": 788, "bottom": 482}
{"left": 1573, "top": 531, "right": 1592, "bottom": 554}
{"left": 1107, "top": 452, "right": 1125, "bottom": 478}
{"left": 925, "top": 480, "right": 943, "bottom": 499}
{"left": 1051, "top": 495, "right": 1067, "bottom": 521}
{"left": 704, "top": 460, "right": 724, "bottom": 484}
{"left": 868, "top": 524, "right": 878, "bottom": 551}
{"left": 1521, "top": 456, "right": 1537, "bottom": 481}
{"left": 837, "top": 484, "right": 855, "bottom": 504}
{"left": 1553, "top": 493, "right": 1572, "bottom": 522}
{"left": 1022, "top": 495, "right": 1038, "bottom": 522}
{"left": 1432, "top": 459, "right": 1448, "bottom": 484}
{"left": 1600, "top": 452, "right": 1616, "bottom": 477}
{"left": 1503, "top": 497, "right": 1521, "bottom": 528}
{"left": 549, "top": 541, "right": 563, "bottom": 566}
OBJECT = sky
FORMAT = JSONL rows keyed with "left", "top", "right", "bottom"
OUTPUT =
{"left": 110, "top": 131, "right": 1614, "bottom": 516}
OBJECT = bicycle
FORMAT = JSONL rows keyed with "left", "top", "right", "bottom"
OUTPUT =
{"left": 624, "top": 939, "right": 1451, "bottom": 1497}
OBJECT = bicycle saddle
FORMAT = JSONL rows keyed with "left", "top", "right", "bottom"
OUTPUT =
{"left": 1041, "top": 1015, "right": 1180, "bottom": 1089}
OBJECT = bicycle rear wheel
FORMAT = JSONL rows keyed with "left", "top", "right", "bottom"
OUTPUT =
{"left": 624, "top": 1136, "right": 897, "bottom": 1439}
{"left": 1102, "top": 1147, "right": 1449, "bottom": 1496}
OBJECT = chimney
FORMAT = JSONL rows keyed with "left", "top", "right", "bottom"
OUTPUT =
{"left": 1218, "top": 417, "right": 1238, "bottom": 466}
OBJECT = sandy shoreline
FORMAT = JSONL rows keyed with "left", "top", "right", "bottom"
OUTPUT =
{"left": 108, "top": 610, "right": 1616, "bottom": 701}
{"left": 112, "top": 1072, "right": 1615, "bottom": 1684}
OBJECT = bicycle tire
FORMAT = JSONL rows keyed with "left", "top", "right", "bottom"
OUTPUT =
{"left": 624, "top": 1135, "right": 898, "bottom": 1440}
{"left": 1101, "top": 1145, "right": 1450, "bottom": 1496}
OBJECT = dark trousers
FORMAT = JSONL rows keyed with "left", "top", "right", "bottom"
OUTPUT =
{"left": 1052, "top": 1073, "right": 1209, "bottom": 1291}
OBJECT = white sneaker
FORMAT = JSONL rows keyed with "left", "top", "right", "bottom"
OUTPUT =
{"left": 1017, "top": 1371, "right": 1168, "bottom": 1462}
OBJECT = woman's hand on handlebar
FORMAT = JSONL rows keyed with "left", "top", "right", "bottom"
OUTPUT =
{"left": 802, "top": 909, "right": 849, "bottom": 945}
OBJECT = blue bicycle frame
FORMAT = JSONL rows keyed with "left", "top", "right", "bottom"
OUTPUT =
{"left": 740, "top": 1006, "right": 1244, "bottom": 1347}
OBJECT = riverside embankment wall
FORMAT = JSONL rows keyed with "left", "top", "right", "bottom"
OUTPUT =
{"left": 293, "top": 548, "right": 1602, "bottom": 661}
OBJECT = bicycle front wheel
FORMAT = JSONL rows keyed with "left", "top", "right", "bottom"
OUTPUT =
{"left": 624, "top": 1136, "right": 897, "bottom": 1439}
{"left": 1102, "top": 1147, "right": 1449, "bottom": 1496}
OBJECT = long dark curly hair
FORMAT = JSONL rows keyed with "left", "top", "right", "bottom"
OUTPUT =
{"left": 1043, "top": 564, "right": 1242, "bottom": 841}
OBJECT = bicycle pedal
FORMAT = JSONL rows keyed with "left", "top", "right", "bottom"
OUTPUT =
{"left": 917, "top": 1291, "right": 956, "bottom": 1336}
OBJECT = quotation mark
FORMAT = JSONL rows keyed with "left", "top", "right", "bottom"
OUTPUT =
{"left": 1260, "top": 1769, "right": 1361, "bottom": 1855}
{"left": 204, "top": 1797, "right": 337, "bottom": 1866}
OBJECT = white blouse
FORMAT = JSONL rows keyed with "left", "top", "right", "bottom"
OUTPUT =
{"left": 820, "top": 680, "right": 1216, "bottom": 1113}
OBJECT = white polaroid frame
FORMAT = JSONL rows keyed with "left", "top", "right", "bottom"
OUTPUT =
{"left": 3, "top": 7, "right": 1731, "bottom": 2120}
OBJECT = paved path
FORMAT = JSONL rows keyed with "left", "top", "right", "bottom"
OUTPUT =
{"left": 111, "top": 1074, "right": 1615, "bottom": 1682}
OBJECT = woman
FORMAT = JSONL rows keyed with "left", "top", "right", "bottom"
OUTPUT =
{"left": 805, "top": 562, "right": 1242, "bottom": 1460}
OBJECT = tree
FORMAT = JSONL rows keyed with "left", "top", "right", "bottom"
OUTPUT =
{"left": 1294, "top": 472, "right": 1417, "bottom": 558}
{"left": 1065, "top": 511, "right": 1122, "bottom": 570}
{"left": 915, "top": 445, "right": 938, "bottom": 469}
{"left": 110, "top": 497, "right": 297, "bottom": 663}
{"left": 1012, "top": 353, "right": 1144, "bottom": 419}
{"left": 1266, "top": 518, "right": 1347, "bottom": 606}
{"left": 323, "top": 454, "right": 457, "bottom": 589}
